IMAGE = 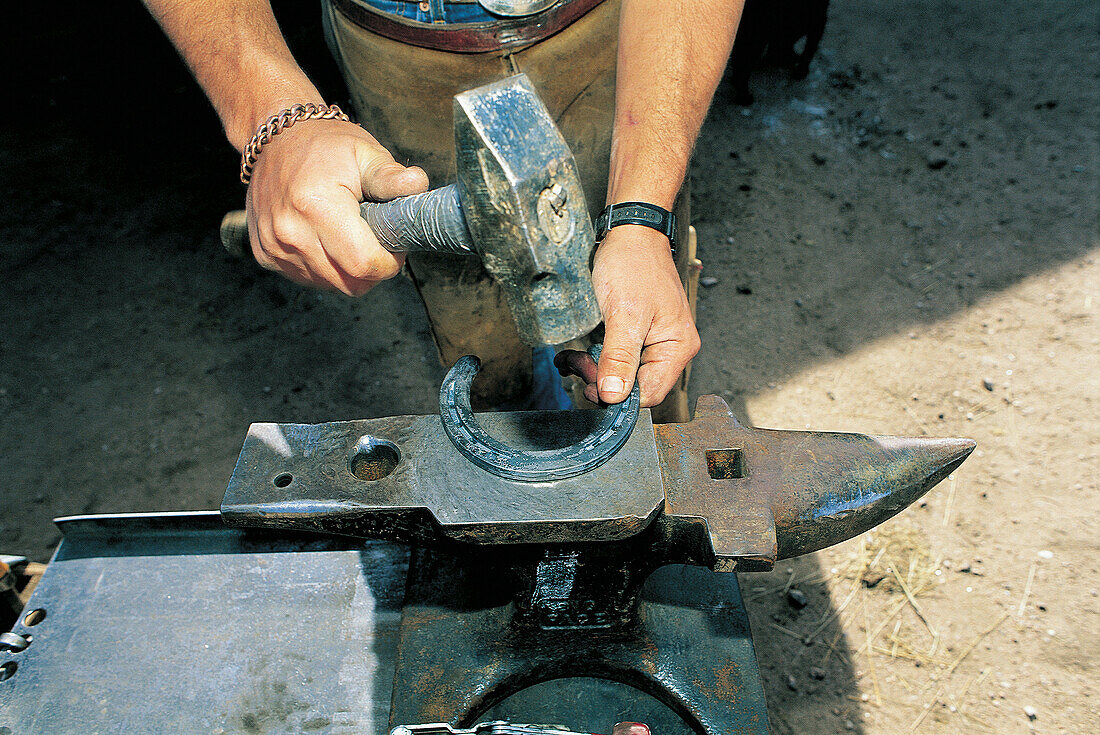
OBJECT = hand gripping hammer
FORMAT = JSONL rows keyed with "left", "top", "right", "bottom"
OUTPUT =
{"left": 221, "top": 74, "right": 602, "bottom": 346}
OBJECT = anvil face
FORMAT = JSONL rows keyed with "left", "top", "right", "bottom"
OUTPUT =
{"left": 223, "top": 410, "right": 666, "bottom": 546}
{"left": 222, "top": 396, "right": 974, "bottom": 571}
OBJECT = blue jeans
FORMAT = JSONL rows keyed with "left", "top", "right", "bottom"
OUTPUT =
{"left": 361, "top": 0, "right": 498, "bottom": 24}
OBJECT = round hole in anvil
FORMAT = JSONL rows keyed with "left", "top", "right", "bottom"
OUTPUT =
{"left": 349, "top": 436, "right": 401, "bottom": 481}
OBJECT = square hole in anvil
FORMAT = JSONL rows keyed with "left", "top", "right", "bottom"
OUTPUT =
{"left": 706, "top": 448, "right": 745, "bottom": 479}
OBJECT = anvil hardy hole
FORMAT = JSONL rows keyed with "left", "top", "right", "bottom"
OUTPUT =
{"left": 272, "top": 473, "right": 293, "bottom": 488}
{"left": 706, "top": 448, "right": 745, "bottom": 479}
{"left": 0, "top": 662, "right": 16, "bottom": 682}
{"left": 349, "top": 436, "right": 401, "bottom": 481}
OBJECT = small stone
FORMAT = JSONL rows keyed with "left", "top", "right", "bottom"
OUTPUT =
{"left": 1037, "top": 550, "right": 1053, "bottom": 560}
{"left": 809, "top": 666, "right": 827, "bottom": 680}
{"left": 1023, "top": 705, "right": 1037, "bottom": 720}
{"left": 927, "top": 156, "right": 949, "bottom": 170}
{"left": 982, "top": 378, "right": 995, "bottom": 391}
{"left": 787, "top": 588, "right": 809, "bottom": 609}
{"left": 844, "top": 720, "right": 855, "bottom": 730}
{"left": 861, "top": 570, "right": 887, "bottom": 588}
{"left": 700, "top": 276, "right": 720, "bottom": 288}
{"left": 811, "top": 152, "right": 827, "bottom": 166}
{"left": 786, "top": 674, "right": 799, "bottom": 691}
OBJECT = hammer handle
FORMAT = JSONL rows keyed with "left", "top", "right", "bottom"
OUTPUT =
{"left": 360, "top": 184, "right": 475, "bottom": 255}
{"left": 218, "top": 185, "right": 476, "bottom": 260}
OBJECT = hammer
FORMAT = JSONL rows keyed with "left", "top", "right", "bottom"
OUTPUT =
{"left": 221, "top": 74, "right": 602, "bottom": 346}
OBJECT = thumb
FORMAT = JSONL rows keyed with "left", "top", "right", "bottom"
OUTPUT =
{"left": 360, "top": 155, "right": 430, "bottom": 202}
{"left": 597, "top": 316, "right": 645, "bottom": 404}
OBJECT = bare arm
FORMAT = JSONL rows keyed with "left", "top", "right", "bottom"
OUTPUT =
{"left": 586, "top": 0, "right": 745, "bottom": 407}
{"left": 609, "top": 0, "right": 744, "bottom": 208}
{"left": 141, "top": 0, "right": 322, "bottom": 150}
{"left": 142, "top": 0, "right": 427, "bottom": 295}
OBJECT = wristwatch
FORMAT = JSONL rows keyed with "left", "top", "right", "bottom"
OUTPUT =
{"left": 594, "top": 201, "right": 677, "bottom": 254}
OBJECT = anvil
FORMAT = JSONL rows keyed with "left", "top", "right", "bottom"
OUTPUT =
{"left": 221, "top": 394, "right": 973, "bottom": 733}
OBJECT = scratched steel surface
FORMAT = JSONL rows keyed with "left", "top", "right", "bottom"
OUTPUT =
{"left": 223, "top": 409, "right": 664, "bottom": 546}
{"left": 0, "top": 511, "right": 409, "bottom": 734}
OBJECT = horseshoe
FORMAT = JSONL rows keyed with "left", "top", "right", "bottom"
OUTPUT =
{"left": 439, "top": 344, "right": 641, "bottom": 482}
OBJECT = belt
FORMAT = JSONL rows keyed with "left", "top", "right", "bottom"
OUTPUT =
{"left": 330, "top": 0, "right": 607, "bottom": 53}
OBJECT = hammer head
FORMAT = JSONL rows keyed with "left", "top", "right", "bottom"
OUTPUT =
{"left": 453, "top": 74, "right": 602, "bottom": 345}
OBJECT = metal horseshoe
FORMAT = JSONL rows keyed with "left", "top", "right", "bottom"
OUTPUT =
{"left": 439, "top": 344, "right": 641, "bottom": 482}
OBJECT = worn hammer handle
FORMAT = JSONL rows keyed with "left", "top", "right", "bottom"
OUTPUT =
{"left": 219, "top": 185, "right": 476, "bottom": 260}
{"left": 360, "top": 184, "right": 475, "bottom": 255}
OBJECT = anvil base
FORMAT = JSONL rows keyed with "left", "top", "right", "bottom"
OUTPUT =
{"left": 391, "top": 549, "right": 768, "bottom": 734}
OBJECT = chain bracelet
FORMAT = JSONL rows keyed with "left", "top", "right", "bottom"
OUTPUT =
{"left": 239, "top": 103, "right": 351, "bottom": 184}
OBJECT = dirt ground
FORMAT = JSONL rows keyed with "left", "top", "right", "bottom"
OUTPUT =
{"left": 2, "top": 0, "right": 1096, "bottom": 733}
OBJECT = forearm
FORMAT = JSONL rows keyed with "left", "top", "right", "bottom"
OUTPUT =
{"left": 608, "top": 0, "right": 744, "bottom": 207}
{"left": 142, "top": 0, "right": 324, "bottom": 151}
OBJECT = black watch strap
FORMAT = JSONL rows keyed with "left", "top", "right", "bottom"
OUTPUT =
{"left": 595, "top": 201, "right": 677, "bottom": 251}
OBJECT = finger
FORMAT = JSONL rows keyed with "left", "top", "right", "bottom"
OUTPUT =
{"left": 553, "top": 349, "right": 598, "bottom": 383}
{"left": 636, "top": 357, "right": 683, "bottom": 408}
{"left": 360, "top": 157, "right": 430, "bottom": 202}
{"left": 310, "top": 187, "right": 406, "bottom": 288}
{"left": 635, "top": 333, "right": 700, "bottom": 407}
{"left": 597, "top": 313, "right": 647, "bottom": 404}
{"left": 258, "top": 210, "right": 362, "bottom": 293}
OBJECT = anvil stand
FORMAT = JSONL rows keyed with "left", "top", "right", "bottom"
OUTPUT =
{"left": 388, "top": 532, "right": 769, "bottom": 734}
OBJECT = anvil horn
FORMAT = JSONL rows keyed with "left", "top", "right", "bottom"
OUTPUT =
{"left": 655, "top": 396, "right": 975, "bottom": 569}
{"left": 767, "top": 432, "right": 975, "bottom": 559}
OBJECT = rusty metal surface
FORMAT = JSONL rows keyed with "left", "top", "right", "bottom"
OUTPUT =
{"left": 222, "top": 408, "right": 664, "bottom": 547}
{"left": 655, "top": 396, "right": 975, "bottom": 567}
{"left": 390, "top": 552, "right": 769, "bottom": 734}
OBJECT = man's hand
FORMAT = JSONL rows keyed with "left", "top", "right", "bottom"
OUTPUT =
{"left": 142, "top": 0, "right": 428, "bottom": 298}
{"left": 245, "top": 119, "right": 429, "bottom": 296}
{"left": 556, "top": 225, "right": 699, "bottom": 407}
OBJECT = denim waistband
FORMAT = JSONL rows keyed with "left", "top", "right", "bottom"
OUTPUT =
{"left": 360, "top": 0, "right": 497, "bottom": 24}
